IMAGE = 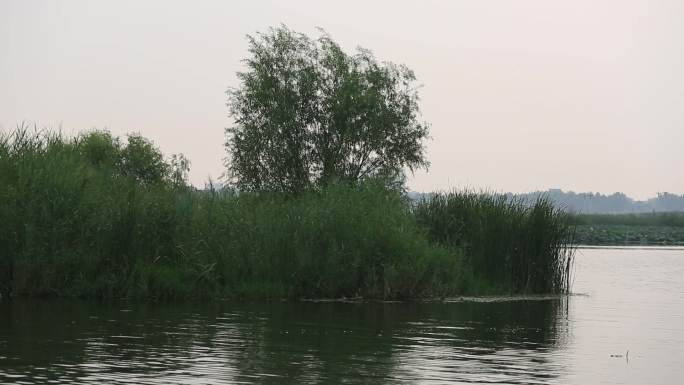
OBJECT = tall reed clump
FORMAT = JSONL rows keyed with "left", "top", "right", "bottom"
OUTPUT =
{"left": 0, "top": 127, "right": 469, "bottom": 300}
{"left": 414, "top": 192, "right": 575, "bottom": 294}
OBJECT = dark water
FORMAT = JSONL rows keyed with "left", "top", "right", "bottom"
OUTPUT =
{"left": 1, "top": 248, "right": 683, "bottom": 384}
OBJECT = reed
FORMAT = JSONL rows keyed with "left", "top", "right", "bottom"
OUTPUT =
{"left": 414, "top": 191, "right": 575, "bottom": 294}
{"left": 0, "top": 127, "right": 469, "bottom": 299}
{"left": 0, "top": 127, "right": 574, "bottom": 299}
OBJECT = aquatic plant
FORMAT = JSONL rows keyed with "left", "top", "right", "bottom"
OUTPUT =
{"left": 0, "top": 127, "right": 467, "bottom": 299}
{"left": 414, "top": 192, "right": 575, "bottom": 294}
{"left": 0, "top": 127, "right": 574, "bottom": 299}
{"left": 573, "top": 212, "right": 684, "bottom": 227}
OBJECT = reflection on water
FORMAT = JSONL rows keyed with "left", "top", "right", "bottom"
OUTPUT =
{"left": 1, "top": 247, "right": 683, "bottom": 384}
{"left": 0, "top": 300, "right": 566, "bottom": 384}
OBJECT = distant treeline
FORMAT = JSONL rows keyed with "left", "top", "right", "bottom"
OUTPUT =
{"left": 409, "top": 190, "right": 684, "bottom": 214}
{"left": 511, "top": 189, "right": 684, "bottom": 214}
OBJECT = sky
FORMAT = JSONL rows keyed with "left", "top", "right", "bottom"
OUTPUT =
{"left": 1, "top": 0, "right": 682, "bottom": 200}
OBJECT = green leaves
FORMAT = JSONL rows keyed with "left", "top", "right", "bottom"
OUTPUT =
{"left": 119, "top": 134, "right": 169, "bottom": 186}
{"left": 226, "top": 25, "right": 429, "bottom": 193}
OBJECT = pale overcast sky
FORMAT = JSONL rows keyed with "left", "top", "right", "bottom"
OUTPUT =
{"left": 1, "top": 0, "right": 682, "bottom": 199}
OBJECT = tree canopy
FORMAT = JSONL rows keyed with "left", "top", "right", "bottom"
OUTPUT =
{"left": 225, "top": 25, "right": 429, "bottom": 193}
{"left": 77, "top": 130, "right": 189, "bottom": 188}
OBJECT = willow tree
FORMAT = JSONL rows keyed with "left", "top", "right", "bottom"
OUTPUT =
{"left": 225, "top": 25, "right": 429, "bottom": 193}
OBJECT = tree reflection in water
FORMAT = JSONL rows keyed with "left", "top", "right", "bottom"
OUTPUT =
{"left": 0, "top": 298, "right": 568, "bottom": 384}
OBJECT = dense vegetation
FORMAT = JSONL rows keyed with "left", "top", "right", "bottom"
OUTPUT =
{"left": 0, "top": 129, "right": 575, "bottom": 300}
{"left": 572, "top": 212, "right": 684, "bottom": 245}
{"left": 415, "top": 193, "right": 574, "bottom": 294}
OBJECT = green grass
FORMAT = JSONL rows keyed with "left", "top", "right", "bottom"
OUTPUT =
{"left": 0, "top": 127, "right": 575, "bottom": 300}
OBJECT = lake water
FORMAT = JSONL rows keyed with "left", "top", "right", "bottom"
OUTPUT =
{"left": 1, "top": 247, "right": 683, "bottom": 384}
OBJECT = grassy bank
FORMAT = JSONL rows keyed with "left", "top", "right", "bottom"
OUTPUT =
{"left": 573, "top": 213, "right": 684, "bottom": 246}
{"left": 0, "top": 128, "right": 575, "bottom": 300}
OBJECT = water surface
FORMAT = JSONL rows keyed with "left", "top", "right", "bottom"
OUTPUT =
{"left": 1, "top": 247, "right": 682, "bottom": 384}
